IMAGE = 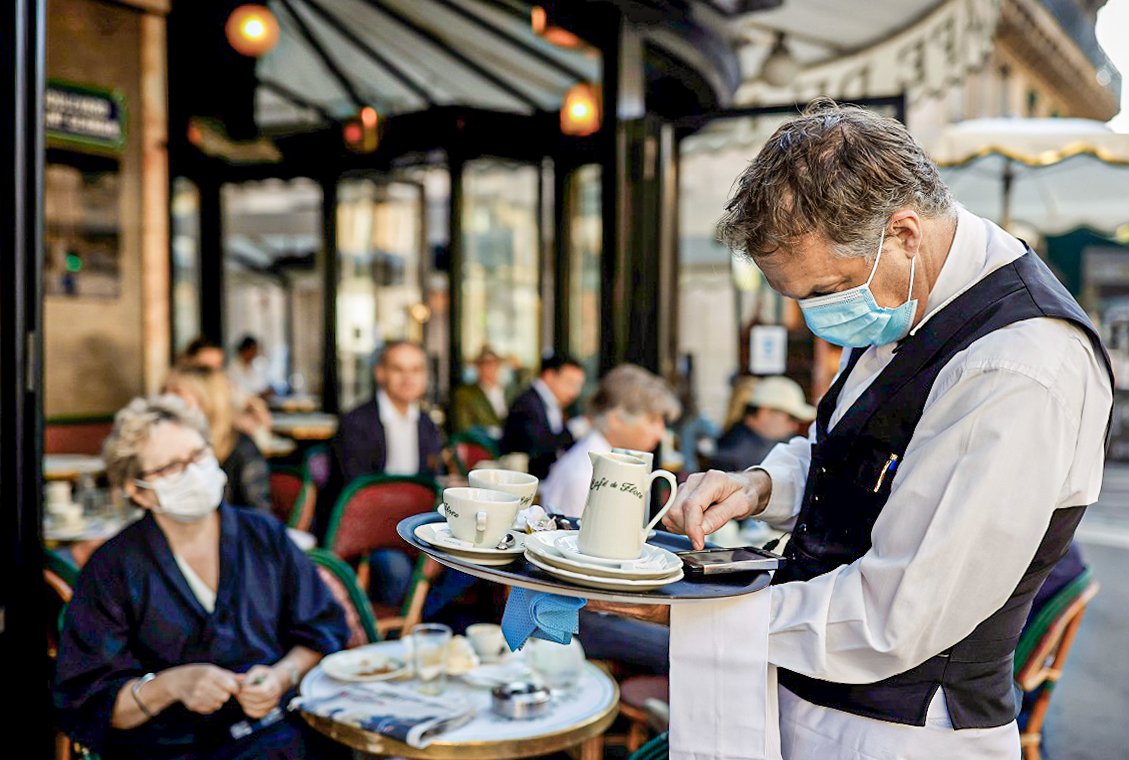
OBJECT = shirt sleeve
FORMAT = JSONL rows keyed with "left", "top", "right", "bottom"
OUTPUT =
{"left": 768, "top": 353, "right": 1105, "bottom": 683}
{"left": 751, "top": 429, "right": 815, "bottom": 531}
{"left": 278, "top": 526, "right": 350, "bottom": 655}
{"left": 54, "top": 557, "right": 144, "bottom": 751}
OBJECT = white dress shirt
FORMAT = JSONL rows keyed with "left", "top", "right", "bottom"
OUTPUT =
{"left": 533, "top": 378, "right": 565, "bottom": 434}
{"left": 377, "top": 390, "right": 420, "bottom": 476}
{"left": 228, "top": 358, "right": 270, "bottom": 396}
{"left": 482, "top": 383, "right": 508, "bottom": 420}
{"left": 540, "top": 429, "right": 611, "bottom": 518}
{"left": 755, "top": 207, "right": 1111, "bottom": 758}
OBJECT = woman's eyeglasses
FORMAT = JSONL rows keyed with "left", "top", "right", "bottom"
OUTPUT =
{"left": 137, "top": 446, "right": 214, "bottom": 485}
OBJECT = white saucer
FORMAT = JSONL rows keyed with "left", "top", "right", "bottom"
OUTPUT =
{"left": 321, "top": 645, "right": 409, "bottom": 682}
{"left": 414, "top": 523, "right": 526, "bottom": 566}
{"left": 524, "top": 550, "right": 683, "bottom": 591}
{"left": 525, "top": 531, "right": 682, "bottom": 579}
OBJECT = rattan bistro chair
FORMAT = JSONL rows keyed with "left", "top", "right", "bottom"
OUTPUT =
{"left": 322, "top": 474, "right": 441, "bottom": 632}
{"left": 307, "top": 548, "right": 381, "bottom": 648}
{"left": 448, "top": 430, "right": 499, "bottom": 476}
{"left": 1014, "top": 567, "right": 1100, "bottom": 760}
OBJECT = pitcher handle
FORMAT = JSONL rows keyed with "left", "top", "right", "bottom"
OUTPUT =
{"left": 643, "top": 470, "right": 679, "bottom": 535}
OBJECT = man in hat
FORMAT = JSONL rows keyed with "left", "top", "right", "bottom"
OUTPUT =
{"left": 451, "top": 345, "right": 509, "bottom": 438}
{"left": 712, "top": 376, "right": 816, "bottom": 472}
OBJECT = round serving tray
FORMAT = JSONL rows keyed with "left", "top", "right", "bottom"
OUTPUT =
{"left": 398, "top": 513, "right": 771, "bottom": 605}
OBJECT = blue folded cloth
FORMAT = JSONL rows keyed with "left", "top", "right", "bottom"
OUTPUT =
{"left": 501, "top": 587, "right": 587, "bottom": 651}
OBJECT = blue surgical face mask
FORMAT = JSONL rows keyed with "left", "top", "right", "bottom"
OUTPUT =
{"left": 797, "top": 231, "right": 918, "bottom": 348}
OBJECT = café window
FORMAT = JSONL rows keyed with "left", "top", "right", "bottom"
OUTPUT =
{"left": 222, "top": 178, "right": 324, "bottom": 398}
{"left": 336, "top": 177, "right": 427, "bottom": 410}
{"left": 460, "top": 159, "right": 542, "bottom": 379}
{"left": 171, "top": 177, "right": 201, "bottom": 354}
{"left": 565, "top": 164, "right": 601, "bottom": 385}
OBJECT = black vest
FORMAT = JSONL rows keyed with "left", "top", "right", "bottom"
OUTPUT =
{"left": 773, "top": 248, "right": 1113, "bottom": 729}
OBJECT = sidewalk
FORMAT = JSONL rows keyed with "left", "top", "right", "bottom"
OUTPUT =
{"left": 1043, "top": 463, "right": 1129, "bottom": 759}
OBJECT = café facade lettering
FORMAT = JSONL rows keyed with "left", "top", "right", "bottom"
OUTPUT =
{"left": 738, "top": 0, "right": 1001, "bottom": 105}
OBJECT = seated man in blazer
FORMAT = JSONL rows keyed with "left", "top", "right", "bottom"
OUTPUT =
{"left": 329, "top": 341, "right": 444, "bottom": 605}
{"left": 501, "top": 352, "right": 586, "bottom": 479}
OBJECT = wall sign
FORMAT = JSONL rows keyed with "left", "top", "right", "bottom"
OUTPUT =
{"left": 749, "top": 325, "right": 788, "bottom": 375}
{"left": 46, "top": 80, "right": 126, "bottom": 154}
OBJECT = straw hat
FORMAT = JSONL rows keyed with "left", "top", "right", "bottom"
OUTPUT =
{"left": 747, "top": 376, "right": 816, "bottom": 422}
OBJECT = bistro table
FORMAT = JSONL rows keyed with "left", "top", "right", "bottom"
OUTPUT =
{"left": 43, "top": 454, "right": 105, "bottom": 481}
{"left": 298, "top": 641, "right": 619, "bottom": 759}
{"left": 271, "top": 412, "right": 338, "bottom": 442}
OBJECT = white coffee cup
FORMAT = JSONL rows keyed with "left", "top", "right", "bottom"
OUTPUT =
{"left": 465, "top": 623, "right": 508, "bottom": 662}
{"left": 46, "top": 481, "right": 72, "bottom": 508}
{"left": 468, "top": 469, "right": 539, "bottom": 509}
{"left": 438, "top": 487, "right": 521, "bottom": 548}
{"left": 527, "top": 638, "right": 586, "bottom": 689}
{"left": 611, "top": 447, "right": 653, "bottom": 471}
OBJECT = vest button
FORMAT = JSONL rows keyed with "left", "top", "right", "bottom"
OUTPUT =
{"left": 812, "top": 494, "right": 821, "bottom": 503}
{"left": 818, "top": 466, "right": 827, "bottom": 475}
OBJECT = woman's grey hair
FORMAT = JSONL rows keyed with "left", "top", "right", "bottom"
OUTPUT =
{"left": 589, "top": 364, "right": 681, "bottom": 431}
{"left": 102, "top": 394, "right": 211, "bottom": 488}
{"left": 716, "top": 99, "right": 955, "bottom": 261}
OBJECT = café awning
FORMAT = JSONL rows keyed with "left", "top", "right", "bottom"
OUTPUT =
{"left": 252, "top": 0, "right": 750, "bottom": 132}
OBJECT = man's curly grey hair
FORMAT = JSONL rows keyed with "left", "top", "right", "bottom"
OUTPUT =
{"left": 102, "top": 394, "right": 211, "bottom": 488}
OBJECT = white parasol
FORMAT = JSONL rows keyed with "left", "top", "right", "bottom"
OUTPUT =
{"left": 929, "top": 118, "right": 1129, "bottom": 235}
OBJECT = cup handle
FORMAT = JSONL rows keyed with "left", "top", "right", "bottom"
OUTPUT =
{"left": 475, "top": 510, "right": 487, "bottom": 535}
{"left": 643, "top": 470, "right": 679, "bottom": 535}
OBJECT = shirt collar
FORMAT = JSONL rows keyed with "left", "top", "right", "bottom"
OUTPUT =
{"left": 377, "top": 389, "right": 420, "bottom": 422}
{"left": 532, "top": 378, "right": 561, "bottom": 412}
{"left": 908, "top": 204, "right": 990, "bottom": 337}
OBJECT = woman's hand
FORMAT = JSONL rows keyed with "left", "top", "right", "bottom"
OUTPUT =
{"left": 662, "top": 469, "right": 772, "bottom": 549}
{"left": 166, "top": 664, "right": 241, "bottom": 715}
{"left": 234, "top": 665, "right": 285, "bottom": 719}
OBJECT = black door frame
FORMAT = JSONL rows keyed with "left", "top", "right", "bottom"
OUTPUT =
{"left": 2, "top": 0, "right": 51, "bottom": 751}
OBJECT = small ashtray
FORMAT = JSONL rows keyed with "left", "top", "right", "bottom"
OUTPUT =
{"left": 490, "top": 680, "right": 552, "bottom": 720}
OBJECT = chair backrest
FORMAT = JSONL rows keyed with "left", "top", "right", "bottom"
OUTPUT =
{"left": 1015, "top": 568, "right": 1099, "bottom": 691}
{"left": 450, "top": 431, "right": 500, "bottom": 476}
{"left": 305, "top": 444, "right": 332, "bottom": 490}
{"left": 269, "top": 466, "right": 306, "bottom": 526}
{"left": 44, "top": 417, "right": 113, "bottom": 456}
{"left": 307, "top": 548, "right": 380, "bottom": 648}
{"left": 324, "top": 474, "right": 441, "bottom": 563}
{"left": 45, "top": 548, "right": 80, "bottom": 589}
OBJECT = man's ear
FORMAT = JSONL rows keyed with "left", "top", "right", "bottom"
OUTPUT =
{"left": 887, "top": 210, "right": 923, "bottom": 259}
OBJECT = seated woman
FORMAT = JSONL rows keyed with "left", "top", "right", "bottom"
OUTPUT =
{"left": 166, "top": 365, "right": 272, "bottom": 515}
{"left": 54, "top": 395, "right": 348, "bottom": 759}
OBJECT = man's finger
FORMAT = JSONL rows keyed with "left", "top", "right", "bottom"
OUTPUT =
{"left": 681, "top": 472, "right": 735, "bottom": 547}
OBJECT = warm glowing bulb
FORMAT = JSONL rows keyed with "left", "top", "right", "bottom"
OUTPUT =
{"left": 226, "top": 5, "right": 280, "bottom": 57}
{"left": 561, "top": 82, "right": 600, "bottom": 136}
{"left": 361, "top": 106, "right": 378, "bottom": 128}
{"left": 242, "top": 18, "right": 265, "bottom": 40}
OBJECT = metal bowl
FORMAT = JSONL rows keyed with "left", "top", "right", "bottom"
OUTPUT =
{"left": 490, "top": 680, "right": 552, "bottom": 719}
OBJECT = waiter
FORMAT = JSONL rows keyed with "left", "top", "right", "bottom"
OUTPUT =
{"left": 664, "top": 101, "right": 1114, "bottom": 757}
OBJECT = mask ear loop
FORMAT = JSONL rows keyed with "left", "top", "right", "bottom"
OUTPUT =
{"left": 864, "top": 229, "right": 888, "bottom": 288}
{"left": 906, "top": 254, "right": 917, "bottom": 301}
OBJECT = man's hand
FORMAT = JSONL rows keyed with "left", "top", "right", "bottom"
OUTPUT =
{"left": 234, "top": 664, "right": 285, "bottom": 719}
{"left": 662, "top": 469, "right": 771, "bottom": 549}
{"left": 165, "top": 664, "right": 241, "bottom": 715}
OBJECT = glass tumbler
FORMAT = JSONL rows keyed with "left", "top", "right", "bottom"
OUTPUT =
{"left": 412, "top": 623, "right": 452, "bottom": 696}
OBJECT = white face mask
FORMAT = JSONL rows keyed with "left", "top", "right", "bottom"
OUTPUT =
{"left": 136, "top": 455, "right": 227, "bottom": 523}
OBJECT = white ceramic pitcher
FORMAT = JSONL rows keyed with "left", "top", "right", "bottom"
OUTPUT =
{"left": 578, "top": 452, "right": 678, "bottom": 560}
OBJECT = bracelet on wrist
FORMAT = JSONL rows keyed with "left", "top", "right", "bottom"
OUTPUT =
{"left": 130, "top": 673, "right": 157, "bottom": 718}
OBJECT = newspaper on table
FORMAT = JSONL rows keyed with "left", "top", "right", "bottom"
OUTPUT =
{"left": 291, "top": 682, "right": 477, "bottom": 748}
